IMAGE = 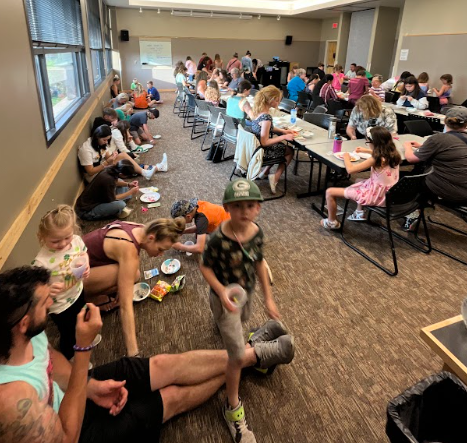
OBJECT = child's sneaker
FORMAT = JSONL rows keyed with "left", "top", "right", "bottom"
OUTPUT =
{"left": 248, "top": 320, "right": 288, "bottom": 347}
{"left": 223, "top": 399, "right": 256, "bottom": 443}
{"left": 118, "top": 207, "right": 133, "bottom": 219}
{"left": 156, "top": 153, "right": 168, "bottom": 172}
{"left": 347, "top": 210, "right": 367, "bottom": 221}
{"left": 254, "top": 335, "right": 295, "bottom": 369}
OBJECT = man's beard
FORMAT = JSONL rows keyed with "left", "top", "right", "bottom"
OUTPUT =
{"left": 25, "top": 318, "right": 47, "bottom": 339}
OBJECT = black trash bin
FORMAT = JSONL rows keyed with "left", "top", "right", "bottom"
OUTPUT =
{"left": 386, "top": 371, "right": 467, "bottom": 443}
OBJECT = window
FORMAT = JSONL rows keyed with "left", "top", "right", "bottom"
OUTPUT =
{"left": 88, "top": 0, "right": 105, "bottom": 86}
{"left": 104, "top": 4, "right": 112, "bottom": 74}
{"left": 25, "top": 0, "right": 89, "bottom": 142}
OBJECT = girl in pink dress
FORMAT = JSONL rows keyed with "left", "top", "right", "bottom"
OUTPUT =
{"left": 320, "top": 126, "right": 402, "bottom": 229}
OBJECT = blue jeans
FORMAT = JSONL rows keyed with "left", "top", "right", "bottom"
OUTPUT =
{"left": 188, "top": 74, "right": 194, "bottom": 81}
{"left": 78, "top": 187, "right": 128, "bottom": 221}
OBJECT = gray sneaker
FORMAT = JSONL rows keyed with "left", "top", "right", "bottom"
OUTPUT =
{"left": 254, "top": 335, "right": 295, "bottom": 369}
{"left": 248, "top": 320, "right": 288, "bottom": 347}
{"left": 223, "top": 400, "right": 256, "bottom": 443}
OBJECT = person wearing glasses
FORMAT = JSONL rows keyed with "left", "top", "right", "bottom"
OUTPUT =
{"left": 200, "top": 179, "right": 295, "bottom": 443}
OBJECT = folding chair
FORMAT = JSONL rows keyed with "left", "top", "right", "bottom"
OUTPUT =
{"left": 183, "top": 91, "right": 197, "bottom": 128}
{"left": 278, "top": 98, "right": 296, "bottom": 113}
{"left": 201, "top": 105, "right": 226, "bottom": 151}
{"left": 403, "top": 120, "right": 434, "bottom": 137}
{"left": 250, "top": 89, "right": 259, "bottom": 97}
{"left": 296, "top": 91, "right": 311, "bottom": 113}
{"left": 214, "top": 114, "right": 239, "bottom": 162}
{"left": 191, "top": 99, "right": 210, "bottom": 140}
{"left": 340, "top": 168, "right": 433, "bottom": 276}
{"left": 174, "top": 83, "right": 187, "bottom": 117}
{"left": 281, "top": 85, "right": 289, "bottom": 99}
{"left": 427, "top": 96, "right": 441, "bottom": 114}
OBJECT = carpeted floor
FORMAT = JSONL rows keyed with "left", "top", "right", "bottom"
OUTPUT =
{"left": 51, "top": 92, "right": 467, "bottom": 442}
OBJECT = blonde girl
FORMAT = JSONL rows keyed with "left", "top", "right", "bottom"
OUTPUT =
{"left": 32, "top": 205, "right": 92, "bottom": 359}
{"left": 250, "top": 85, "right": 296, "bottom": 194}
{"left": 83, "top": 218, "right": 186, "bottom": 357}
{"left": 321, "top": 126, "right": 402, "bottom": 229}
{"left": 204, "top": 80, "right": 221, "bottom": 106}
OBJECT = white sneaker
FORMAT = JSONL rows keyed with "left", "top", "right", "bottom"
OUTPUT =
{"left": 156, "top": 153, "right": 168, "bottom": 172}
{"left": 153, "top": 134, "right": 162, "bottom": 139}
{"left": 268, "top": 174, "right": 277, "bottom": 194}
{"left": 118, "top": 207, "right": 133, "bottom": 219}
{"left": 223, "top": 400, "right": 256, "bottom": 443}
{"left": 142, "top": 166, "right": 156, "bottom": 180}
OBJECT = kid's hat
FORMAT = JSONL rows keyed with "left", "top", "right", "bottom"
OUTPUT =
{"left": 223, "top": 179, "right": 263, "bottom": 204}
{"left": 171, "top": 198, "right": 198, "bottom": 218}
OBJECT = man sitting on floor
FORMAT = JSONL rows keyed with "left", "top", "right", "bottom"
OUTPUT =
{"left": 0, "top": 266, "right": 293, "bottom": 443}
{"left": 129, "top": 108, "right": 161, "bottom": 145}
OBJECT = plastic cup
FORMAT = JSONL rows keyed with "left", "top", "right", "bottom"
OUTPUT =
{"left": 71, "top": 257, "right": 87, "bottom": 280}
{"left": 225, "top": 284, "right": 247, "bottom": 310}
{"left": 185, "top": 241, "right": 194, "bottom": 256}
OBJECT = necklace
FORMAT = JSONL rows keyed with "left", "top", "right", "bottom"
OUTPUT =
{"left": 231, "top": 227, "right": 257, "bottom": 262}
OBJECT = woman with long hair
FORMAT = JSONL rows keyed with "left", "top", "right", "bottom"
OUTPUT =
{"left": 396, "top": 76, "right": 428, "bottom": 109}
{"left": 226, "top": 80, "right": 253, "bottom": 125}
{"left": 196, "top": 70, "right": 209, "bottom": 98}
{"left": 250, "top": 85, "right": 295, "bottom": 194}
{"left": 214, "top": 53, "right": 223, "bottom": 69}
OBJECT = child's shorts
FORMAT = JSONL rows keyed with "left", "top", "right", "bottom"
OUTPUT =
{"left": 209, "top": 290, "right": 255, "bottom": 361}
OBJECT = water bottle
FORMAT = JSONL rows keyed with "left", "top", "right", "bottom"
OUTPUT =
{"left": 333, "top": 135, "right": 343, "bottom": 153}
{"left": 290, "top": 108, "right": 297, "bottom": 125}
{"left": 328, "top": 116, "right": 337, "bottom": 139}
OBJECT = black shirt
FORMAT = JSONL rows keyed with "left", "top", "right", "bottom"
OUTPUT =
{"left": 91, "top": 117, "right": 110, "bottom": 134}
{"left": 194, "top": 212, "right": 209, "bottom": 235}
{"left": 313, "top": 68, "right": 325, "bottom": 80}
{"left": 75, "top": 169, "right": 117, "bottom": 213}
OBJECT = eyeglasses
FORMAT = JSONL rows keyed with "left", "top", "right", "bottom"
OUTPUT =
{"left": 9, "top": 299, "right": 33, "bottom": 327}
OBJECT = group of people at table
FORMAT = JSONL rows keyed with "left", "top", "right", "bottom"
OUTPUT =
{"left": 1, "top": 48, "right": 466, "bottom": 443}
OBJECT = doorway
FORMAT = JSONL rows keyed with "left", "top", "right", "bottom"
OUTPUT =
{"left": 325, "top": 40, "right": 337, "bottom": 73}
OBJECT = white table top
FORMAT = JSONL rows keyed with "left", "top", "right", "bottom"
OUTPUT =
{"left": 383, "top": 102, "right": 445, "bottom": 124}
{"left": 272, "top": 115, "right": 332, "bottom": 146}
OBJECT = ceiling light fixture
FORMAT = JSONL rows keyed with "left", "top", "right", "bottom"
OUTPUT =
{"left": 139, "top": 7, "right": 142, "bottom": 13}
{"left": 171, "top": 9, "right": 174, "bottom": 15}
{"left": 157, "top": 8, "right": 160, "bottom": 14}
{"left": 277, "top": 15, "right": 281, "bottom": 21}
{"left": 258, "top": 14, "right": 261, "bottom": 20}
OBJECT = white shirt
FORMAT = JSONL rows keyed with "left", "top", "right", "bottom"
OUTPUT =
{"left": 346, "top": 70, "right": 357, "bottom": 79}
{"left": 78, "top": 138, "right": 109, "bottom": 182}
{"left": 110, "top": 128, "right": 131, "bottom": 154}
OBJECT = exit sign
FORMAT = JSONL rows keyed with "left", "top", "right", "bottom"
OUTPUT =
{"left": 332, "top": 22, "right": 338, "bottom": 28}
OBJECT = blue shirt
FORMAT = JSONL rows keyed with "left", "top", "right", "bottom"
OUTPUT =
{"left": 287, "top": 76, "right": 306, "bottom": 102}
{"left": 241, "top": 56, "right": 253, "bottom": 73}
{"left": 147, "top": 86, "right": 160, "bottom": 101}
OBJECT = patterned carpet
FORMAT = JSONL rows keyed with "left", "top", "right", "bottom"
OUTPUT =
{"left": 52, "top": 92, "right": 467, "bottom": 442}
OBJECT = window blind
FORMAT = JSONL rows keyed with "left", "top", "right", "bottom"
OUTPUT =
{"left": 87, "top": 0, "right": 103, "bottom": 50}
{"left": 103, "top": 4, "right": 111, "bottom": 49}
{"left": 25, "top": 0, "right": 84, "bottom": 47}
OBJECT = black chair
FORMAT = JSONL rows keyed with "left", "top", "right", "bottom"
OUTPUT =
{"left": 404, "top": 120, "right": 434, "bottom": 137}
{"left": 278, "top": 98, "right": 296, "bottom": 113}
{"left": 427, "top": 96, "right": 441, "bottom": 114}
{"left": 312, "top": 105, "right": 327, "bottom": 114}
{"left": 296, "top": 91, "right": 311, "bottom": 112}
{"left": 191, "top": 99, "right": 210, "bottom": 139}
{"left": 385, "top": 91, "right": 395, "bottom": 103}
{"left": 303, "top": 112, "right": 331, "bottom": 130}
{"left": 250, "top": 89, "right": 259, "bottom": 97}
{"left": 214, "top": 114, "right": 239, "bottom": 162}
{"left": 201, "top": 105, "right": 226, "bottom": 151}
{"left": 281, "top": 85, "right": 289, "bottom": 99}
{"left": 340, "top": 168, "right": 433, "bottom": 276}
{"left": 417, "top": 200, "right": 467, "bottom": 265}
{"left": 183, "top": 92, "right": 197, "bottom": 128}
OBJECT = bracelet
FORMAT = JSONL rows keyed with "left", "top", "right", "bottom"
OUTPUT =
{"left": 73, "top": 343, "right": 97, "bottom": 352}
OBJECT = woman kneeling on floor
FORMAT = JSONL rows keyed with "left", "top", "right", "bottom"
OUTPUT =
{"left": 320, "top": 126, "right": 401, "bottom": 230}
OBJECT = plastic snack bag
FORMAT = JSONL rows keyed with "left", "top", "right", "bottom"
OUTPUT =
{"left": 150, "top": 280, "right": 171, "bottom": 302}
{"left": 170, "top": 275, "right": 186, "bottom": 292}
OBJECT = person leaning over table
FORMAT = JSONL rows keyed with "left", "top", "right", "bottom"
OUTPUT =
{"left": 287, "top": 68, "right": 307, "bottom": 102}
{"left": 313, "top": 62, "right": 325, "bottom": 80}
{"left": 218, "top": 69, "right": 231, "bottom": 89}
{"left": 185, "top": 56, "right": 197, "bottom": 81}
{"left": 401, "top": 106, "right": 467, "bottom": 231}
{"left": 396, "top": 76, "right": 428, "bottom": 110}
{"left": 306, "top": 74, "right": 320, "bottom": 93}
{"left": 241, "top": 50, "right": 253, "bottom": 73}
{"left": 319, "top": 74, "right": 339, "bottom": 106}
{"left": 226, "top": 52, "right": 242, "bottom": 74}
{"left": 346, "top": 95, "right": 397, "bottom": 140}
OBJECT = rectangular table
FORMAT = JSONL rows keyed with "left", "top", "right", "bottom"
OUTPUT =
{"left": 383, "top": 102, "right": 445, "bottom": 132}
{"left": 421, "top": 315, "right": 467, "bottom": 385}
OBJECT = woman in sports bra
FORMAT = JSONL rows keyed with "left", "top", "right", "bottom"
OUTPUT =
{"left": 83, "top": 217, "right": 185, "bottom": 357}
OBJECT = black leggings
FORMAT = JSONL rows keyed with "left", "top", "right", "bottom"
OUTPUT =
{"left": 49, "top": 290, "right": 85, "bottom": 360}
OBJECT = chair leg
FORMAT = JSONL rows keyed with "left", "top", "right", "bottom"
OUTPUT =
{"left": 201, "top": 125, "right": 211, "bottom": 151}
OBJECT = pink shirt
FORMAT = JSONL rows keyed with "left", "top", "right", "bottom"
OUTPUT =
{"left": 332, "top": 73, "right": 344, "bottom": 91}
{"left": 186, "top": 60, "right": 197, "bottom": 75}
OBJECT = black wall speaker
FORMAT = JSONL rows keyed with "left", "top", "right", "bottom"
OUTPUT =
{"left": 285, "top": 35, "right": 293, "bottom": 45}
{"left": 121, "top": 30, "right": 129, "bottom": 42}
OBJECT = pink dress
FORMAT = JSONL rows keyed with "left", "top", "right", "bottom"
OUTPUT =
{"left": 344, "top": 165, "right": 399, "bottom": 206}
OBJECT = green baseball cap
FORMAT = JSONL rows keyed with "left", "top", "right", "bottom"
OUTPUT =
{"left": 223, "top": 179, "right": 264, "bottom": 204}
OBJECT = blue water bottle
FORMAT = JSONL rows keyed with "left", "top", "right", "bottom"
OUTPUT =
{"left": 290, "top": 108, "right": 297, "bottom": 125}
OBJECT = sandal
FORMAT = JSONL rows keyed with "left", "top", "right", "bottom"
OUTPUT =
{"left": 94, "top": 294, "right": 120, "bottom": 313}
{"left": 347, "top": 210, "right": 367, "bottom": 222}
{"left": 320, "top": 218, "right": 341, "bottom": 230}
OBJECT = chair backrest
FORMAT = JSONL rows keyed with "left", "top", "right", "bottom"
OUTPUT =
{"left": 186, "top": 92, "right": 196, "bottom": 108}
{"left": 326, "top": 99, "right": 344, "bottom": 116}
{"left": 386, "top": 167, "right": 433, "bottom": 208}
{"left": 297, "top": 91, "right": 311, "bottom": 107}
{"left": 390, "top": 91, "right": 401, "bottom": 103}
{"left": 278, "top": 98, "right": 296, "bottom": 113}
{"left": 281, "top": 85, "right": 289, "bottom": 99}
{"left": 176, "top": 83, "right": 185, "bottom": 94}
{"left": 312, "top": 105, "right": 327, "bottom": 114}
{"left": 303, "top": 112, "right": 331, "bottom": 130}
{"left": 250, "top": 89, "right": 259, "bottom": 97}
{"left": 207, "top": 104, "right": 226, "bottom": 127}
{"left": 195, "top": 98, "right": 210, "bottom": 112}
{"left": 221, "top": 114, "right": 239, "bottom": 138}
{"left": 404, "top": 120, "right": 434, "bottom": 137}
{"left": 427, "top": 96, "right": 441, "bottom": 114}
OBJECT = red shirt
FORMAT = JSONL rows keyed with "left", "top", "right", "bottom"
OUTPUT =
{"left": 348, "top": 77, "right": 369, "bottom": 103}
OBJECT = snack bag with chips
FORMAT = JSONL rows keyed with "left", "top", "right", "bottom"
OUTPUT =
{"left": 150, "top": 280, "right": 171, "bottom": 302}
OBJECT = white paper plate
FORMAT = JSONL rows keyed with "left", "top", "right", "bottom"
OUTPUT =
{"left": 139, "top": 187, "right": 159, "bottom": 194}
{"left": 140, "top": 192, "right": 161, "bottom": 203}
{"left": 353, "top": 151, "right": 371, "bottom": 159}
{"left": 133, "top": 282, "right": 150, "bottom": 302}
{"left": 302, "top": 131, "right": 314, "bottom": 138}
{"left": 334, "top": 152, "right": 360, "bottom": 162}
{"left": 161, "top": 258, "right": 181, "bottom": 275}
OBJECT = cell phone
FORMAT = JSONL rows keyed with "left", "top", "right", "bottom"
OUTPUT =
{"left": 147, "top": 202, "right": 161, "bottom": 208}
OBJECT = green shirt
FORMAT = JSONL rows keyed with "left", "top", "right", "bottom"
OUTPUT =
{"left": 131, "top": 82, "right": 137, "bottom": 90}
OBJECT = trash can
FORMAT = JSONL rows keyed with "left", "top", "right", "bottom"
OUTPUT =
{"left": 386, "top": 371, "right": 467, "bottom": 443}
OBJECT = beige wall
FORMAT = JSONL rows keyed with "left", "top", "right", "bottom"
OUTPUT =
{"left": 318, "top": 17, "right": 340, "bottom": 63}
{"left": 392, "top": 0, "right": 467, "bottom": 102}
{"left": 336, "top": 13, "right": 351, "bottom": 70}
{"left": 1, "top": 0, "right": 116, "bottom": 269}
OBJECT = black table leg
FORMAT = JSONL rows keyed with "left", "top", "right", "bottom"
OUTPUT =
{"left": 311, "top": 165, "right": 330, "bottom": 218}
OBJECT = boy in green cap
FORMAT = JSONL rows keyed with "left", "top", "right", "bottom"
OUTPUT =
{"left": 200, "top": 179, "right": 295, "bottom": 443}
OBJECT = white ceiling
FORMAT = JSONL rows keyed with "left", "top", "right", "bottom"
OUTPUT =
{"left": 106, "top": 0, "right": 404, "bottom": 19}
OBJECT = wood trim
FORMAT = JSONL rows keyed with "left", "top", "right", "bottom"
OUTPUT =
{"left": 0, "top": 79, "right": 111, "bottom": 270}
{"left": 420, "top": 315, "right": 467, "bottom": 385}
{"left": 133, "top": 35, "right": 317, "bottom": 43}
{"left": 405, "top": 32, "right": 467, "bottom": 37}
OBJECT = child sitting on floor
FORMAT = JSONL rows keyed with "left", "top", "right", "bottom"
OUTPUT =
{"left": 320, "top": 126, "right": 402, "bottom": 230}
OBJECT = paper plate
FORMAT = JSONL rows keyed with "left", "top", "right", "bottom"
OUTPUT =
{"left": 133, "top": 282, "right": 150, "bottom": 302}
{"left": 334, "top": 152, "right": 360, "bottom": 162}
{"left": 161, "top": 258, "right": 181, "bottom": 275}
{"left": 139, "top": 187, "right": 159, "bottom": 194}
{"left": 140, "top": 192, "right": 161, "bottom": 203}
{"left": 302, "top": 131, "right": 314, "bottom": 138}
{"left": 353, "top": 151, "right": 371, "bottom": 159}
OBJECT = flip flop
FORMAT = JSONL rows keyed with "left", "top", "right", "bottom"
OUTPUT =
{"left": 95, "top": 294, "right": 120, "bottom": 313}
